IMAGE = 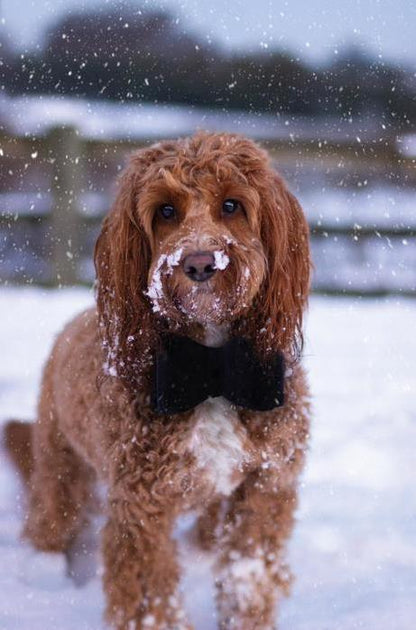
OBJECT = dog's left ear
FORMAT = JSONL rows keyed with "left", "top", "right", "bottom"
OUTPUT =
{"left": 251, "top": 171, "right": 311, "bottom": 361}
{"left": 94, "top": 151, "right": 157, "bottom": 389}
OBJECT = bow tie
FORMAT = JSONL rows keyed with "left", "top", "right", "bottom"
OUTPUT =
{"left": 151, "top": 335, "right": 285, "bottom": 415}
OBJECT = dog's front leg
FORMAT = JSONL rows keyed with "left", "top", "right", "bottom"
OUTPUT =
{"left": 215, "top": 471, "right": 299, "bottom": 630}
{"left": 102, "top": 492, "right": 192, "bottom": 630}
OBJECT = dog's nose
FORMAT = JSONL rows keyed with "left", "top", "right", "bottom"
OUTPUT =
{"left": 183, "top": 252, "right": 216, "bottom": 282}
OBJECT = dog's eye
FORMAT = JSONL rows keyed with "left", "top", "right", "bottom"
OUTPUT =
{"left": 222, "top": 199, "right": 242, "bottom": 215}
{"left": 158, "top": 204, "right": 176, "bottom": 220}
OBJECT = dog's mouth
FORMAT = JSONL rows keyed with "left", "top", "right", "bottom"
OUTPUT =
{"left": 174, "top": 295, "right": 228, "bottom": 325}
{"left": 169, "top": 275, "right": 225, "bottom": 319}
{"left": 146, "top": 242, "right": 264, "bottom": 325}
{"left": 147, "top": 247, "right": 231, "bottom": 317}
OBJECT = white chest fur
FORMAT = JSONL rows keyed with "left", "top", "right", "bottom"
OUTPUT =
{"left": 187, "top": 397, "right": 248, "bottom": 496}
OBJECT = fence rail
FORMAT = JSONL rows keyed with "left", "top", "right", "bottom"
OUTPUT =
{"left": 1, "top": 126, "right": 415, "bottom": 296}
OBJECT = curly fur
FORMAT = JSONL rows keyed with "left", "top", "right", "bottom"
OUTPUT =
{"left": 6, "top": 132, "right": 311, "bottom": 630}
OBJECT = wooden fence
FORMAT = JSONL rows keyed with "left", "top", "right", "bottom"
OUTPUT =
{"left": 1, "top": 125, "right": 415, "bottom": 296}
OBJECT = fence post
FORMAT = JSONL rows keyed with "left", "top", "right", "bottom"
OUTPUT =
{"left": 47, "top": 125, "right": 83, "bottom": 286}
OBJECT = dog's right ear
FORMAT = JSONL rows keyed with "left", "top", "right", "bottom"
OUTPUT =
{"left": 94, "top": 152, "right": 156, "bottom": 389}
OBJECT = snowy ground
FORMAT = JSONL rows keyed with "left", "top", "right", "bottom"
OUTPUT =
{"left": 0, "top": 287, "right": 415, "bottom": 629}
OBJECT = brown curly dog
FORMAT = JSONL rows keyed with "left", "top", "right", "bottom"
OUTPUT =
{"left": 5, "top": 132, "right": 311, "bottom": 630}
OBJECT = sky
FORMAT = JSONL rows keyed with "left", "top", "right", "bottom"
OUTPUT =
{"left": 1, "top": 0, "right": 416, "bottom": 66}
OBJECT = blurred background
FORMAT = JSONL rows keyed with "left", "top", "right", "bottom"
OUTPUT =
{"left": 0, "top": 0, "right": 415, "bottom": 293}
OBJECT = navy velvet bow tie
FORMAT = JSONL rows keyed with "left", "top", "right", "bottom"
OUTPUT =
{"left": 151, "top": 335, "right": 285, "bottom": 415}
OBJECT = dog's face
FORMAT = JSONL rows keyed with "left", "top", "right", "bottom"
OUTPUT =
{"left": 138, "top": 145, "right": 267, "bottom": 326}
{"left": 95, "top": 132, "right": 310, "bottom": 385}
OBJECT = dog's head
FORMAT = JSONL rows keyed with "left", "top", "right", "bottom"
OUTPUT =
{"left": 95, "top": 132, "right": 310, "bottom": 386}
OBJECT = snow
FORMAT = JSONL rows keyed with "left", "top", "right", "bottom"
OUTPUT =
{"left": 0, "top": 287, "right": 415, "bottom": 629}
{"left": 213, "top": 250, "right": 230, "bottom": 271}
{"left": 0, "top": 93, "right": 409, "bottom": 147}
{"left": 217, "top": 553, "right": 271, "bottom": 618}
{"left": 146, "top": 248, "right": 183, "bottom": 313}
{"left": 299, "top": 185, "right": 416, "bottom": 229}
{"left": 293, "top": 185, "right": 416, "bottom": 294}
{"left": 0, "top": 93, "right": 291, "bottom": 142}
{"left": 398, "top": 134, "right": 416, "bottom": 158}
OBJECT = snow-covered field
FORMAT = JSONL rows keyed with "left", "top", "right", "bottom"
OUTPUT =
{"left": 0, "top": 287, "right": 415, "bottom": 629}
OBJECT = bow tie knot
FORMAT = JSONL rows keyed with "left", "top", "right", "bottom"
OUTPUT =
{"left": 151, "top": 335, "right": 285, "bottom": 415}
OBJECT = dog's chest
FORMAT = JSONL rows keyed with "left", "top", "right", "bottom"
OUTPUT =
{"left": 186, "top": 397, "right": 249, "bottom": 496}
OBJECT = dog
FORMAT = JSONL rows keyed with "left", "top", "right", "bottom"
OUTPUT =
{"left": 5, "top": 132, "right": 311, "bottom": 630}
